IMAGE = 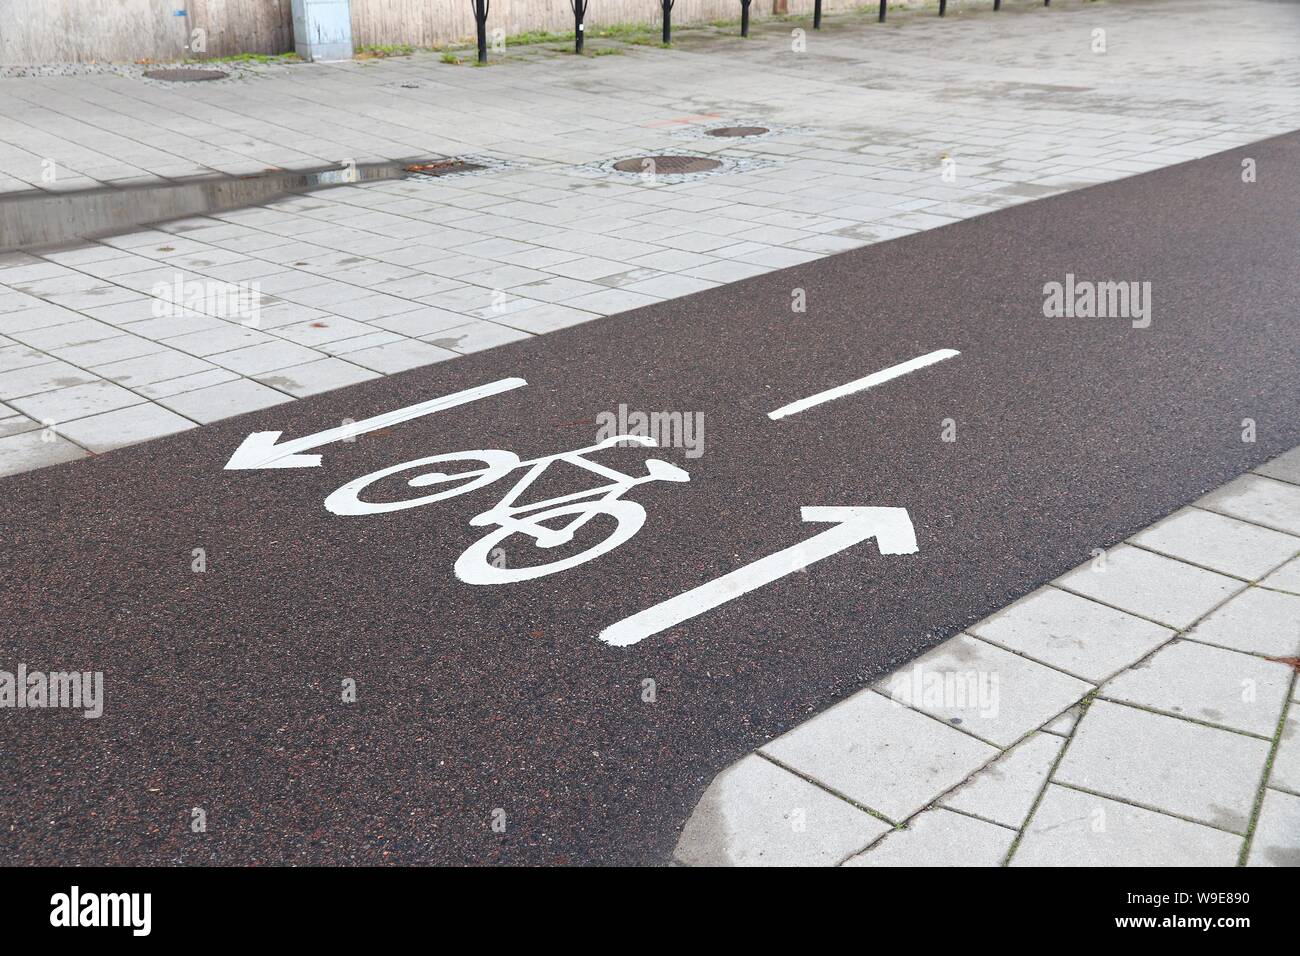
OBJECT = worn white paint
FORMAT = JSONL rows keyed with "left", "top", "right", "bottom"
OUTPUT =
{"left": 599, "top": 506, "right": 919, "bottom": 647}
{"left": 768, "top": 349, "right": 960, "bottom": 420}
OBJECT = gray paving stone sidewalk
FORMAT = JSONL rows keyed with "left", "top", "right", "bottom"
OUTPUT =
{"left": 1, "top": 0, "right": 1298, "bottom": 477}
{"left": 674, "top": 447, "right": 1300, "bottom": 866}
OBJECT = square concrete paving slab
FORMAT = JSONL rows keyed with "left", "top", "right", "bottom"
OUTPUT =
{"left": 51, "top": 334, "right": 167, "bottom": 368}
{"left": 1245, "top": 788, "right": 1300, "bottom": 867}
{"left": 1129, "top": 507, "right": 1299, "bottom": 580}
{"left": 1253, "top": 446, "right": 1300, "bottom": 486}
{"left": 163, "top": 325, "right": 275, "bottom": 358}
{"left": 0, "top": 429, "right": 87, "bottom": 477}
{"left": 274, "top": 317, "right": 375, "bottom": 348}
{"left": 970, "top": 586, "right": 1174, "bottom": 683}
{"left": 620, "top": 273, "right": 720, "bottom": 299}
{"left": 1184, "top": 586, "right": 1300, "bottom": 658}
{"left": 494, "top": 303, "right": 601, "bottom": 336}
{"left": 1055, "top": 700, "right": 1269, "bottom": 833}
{"left": 54, "top": 403, "right": 196, "bottom": 453}
{"left": 326, "top": 293, "right": 425, "bottom": 323}
{"left": 0, "top": 360, "right": 100, "bottom": 401}
{"left": 0, "top": 410, "right": 37, "bottom": 439}
{"left": 318, "top": 332, "right": 403, "bottom": 357}
{"left": 1260, "top": 556, "right": 1300, "bottom": 596}
{"left": 1268, "top": 711, "right": 1300, "bottom": 796}
{"left": 506, "top": 276, "right": 607, "bottom": 304}
{"left": 95, "top": 349, "right": 217, "bottom": 388}
{"left": 157, "top": 378, "right": 293, "bottom": 425}
{"left": 207, "top": 340, "right": 324, "bottom": 376}
{"left": 10, "top": 317, "right": 122, "bottom": 351}
{"left": 876, "top": 634, "right": 1092, "bottom": 747}
{"left": 0, "top": 306, "right": 83, "bottom": 338}
{"left": 1198, "top": 475, "right": 1300, "bottom": 536}
{"left": 673, "top": 754, "right": 890, "bottom": 867}
{"left": 253, "top": 358, "right": 379, "bottom": 398}
{"left": 1011, "top": 785, "right": 1241, "bottom": 867}
{"left": 761, "top": 689, "right": 997, "bottom": 822}
{"left": 1101, "top": 639, "right": 1292, "bottom": 737}
{"left": 0, "top": 343, "right": 50, "bottom": 374}
{"left": 8, "top": 379, "right": 144, "bottom": 423}
{"left": 424, "top": 321, "right": 531, "bottom": 354}
{"left": 939, "top": 731, "right": 1063, "bottom": 829}
{"left": 370, "top": 306, "right": 471, "bottom": 338}
{"left": 561, "top": 288, "right": 662, "bottom": 317}
{"left": 1055, "top": 544, "right": 1243, "bottom": 630}
{"left": 343, "top": 340, "right": 458, "bottom": 374}
{"left": 1043, "top": 704, "right": 1083, "bottom": 737}
{"left": 842, "top": 808, "right": 1013, "bottom": 867}
{"left": 138, "top": 368, "right": 240, "bottom": 400}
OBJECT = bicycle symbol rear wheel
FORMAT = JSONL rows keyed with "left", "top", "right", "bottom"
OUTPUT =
{"left": 324, "top": 450, "right": 518, "bottom": 516}
{"left": 454, "top": 500, "right": 646, "bottom": 585}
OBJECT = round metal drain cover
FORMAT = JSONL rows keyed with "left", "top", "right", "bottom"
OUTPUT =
{"left": 705, "top": 126, "right": 769, "bottom": 138}
{"left": 143, "top": 68, "right": 229, "bottom": 82}
{"left": 404, "top": 160, "right": 485, "bottom": 177}
{"left": 612, "top": 155, "right": 723, "bottom": 175}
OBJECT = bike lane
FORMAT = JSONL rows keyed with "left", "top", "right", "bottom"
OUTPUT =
{"left": 2, "top": 133, "right": 1298, "bottom": 865}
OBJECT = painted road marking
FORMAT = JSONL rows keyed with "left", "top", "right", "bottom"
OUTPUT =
{"left": 224, "top": 377, "right": 527, "bottom": 470}
{"left": 598, "top": 506, "right": 918, "bottom": 647}
{"left": 322, "top": 435, "right": 691, "bottom": 585}
{"left": 767, "top": 349, "right": 960, "bottom": 420}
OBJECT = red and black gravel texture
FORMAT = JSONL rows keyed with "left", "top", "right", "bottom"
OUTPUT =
{"left": 1, "top": 132, "right": 1297, "bottom": 866}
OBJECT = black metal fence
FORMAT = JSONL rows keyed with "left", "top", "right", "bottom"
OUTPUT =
{"left": 476, "top": 1, "right": 1059, "bottom": 63}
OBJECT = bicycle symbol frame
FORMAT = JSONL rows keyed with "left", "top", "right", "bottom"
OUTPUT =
{"left": 324, "top": 435, "right": 690, "bottom": 584}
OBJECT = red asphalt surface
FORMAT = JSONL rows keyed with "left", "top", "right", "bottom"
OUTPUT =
{"left": 1, "top": 132, "right": 1298, "bottom": 865}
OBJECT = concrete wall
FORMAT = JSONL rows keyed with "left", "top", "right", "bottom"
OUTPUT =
{"left": 1, "top": 0, "right": 293, "bottom": 65}
{"left": 1, "top": 0, "right": 904, "bottom": 65}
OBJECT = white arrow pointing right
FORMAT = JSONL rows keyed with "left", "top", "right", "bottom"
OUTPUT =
{"left": 598, "top": 506, "right": 918, "bottom": 648}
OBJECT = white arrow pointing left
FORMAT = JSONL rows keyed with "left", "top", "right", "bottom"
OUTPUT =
{"left": 599, "top": 506, "right": 918, "bottom": 648}
{"left": 224, "top": 377, "right": 526, "bottom": 470}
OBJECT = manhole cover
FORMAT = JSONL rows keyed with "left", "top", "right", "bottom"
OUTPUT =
{"left": 612, "top": 155, "right": 723, "bottom": 175}
{"left": 705, "top": 126, "right": 769, "bottom": 138}
{"left": 143, "top": 68, "right": 229, "bottom": 82}
{"left": 404, "top": 160, "right": 485, "bottom": 177}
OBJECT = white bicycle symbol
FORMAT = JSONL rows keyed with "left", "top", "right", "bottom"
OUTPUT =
{"left": 323, "top": 435, "right": 690, "bottom": 584}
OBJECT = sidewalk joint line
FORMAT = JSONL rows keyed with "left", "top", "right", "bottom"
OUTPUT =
{"left": 1047, "top": 579, "right": 1248, "bottom": 634}
{"left": 1002, "top": 693, "right": 1092, "bottom": 866}
{"left": 864, "top": 685, "right": 1017, "bottom": 751}
{"left": 962, "top": 630, "right": 1104, "bottom": 686}
{"left": 1238, "top": 674, "right": 1296, "bottom": 866}
{"left": 1046, "top": 779, "right": 1250, "bottom": 840}
{"left": 751, "top": 750, "right": 898, "bottom": 828}
{"left": 932, "top": 802, "right": 1021, "bottom": 833}
{"left": 1187, "top": 501, "right": 1300, "bottom": 537}
{"left": 1090, "top": 694, "right": 1277, "bottom": 742}
{"left": 1120, "top": 540, "right": 1257, "bottom": 585}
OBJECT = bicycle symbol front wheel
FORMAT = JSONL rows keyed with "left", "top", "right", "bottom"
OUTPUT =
{"left": 454, "top": 500, "right": 646, "bottom": 585}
